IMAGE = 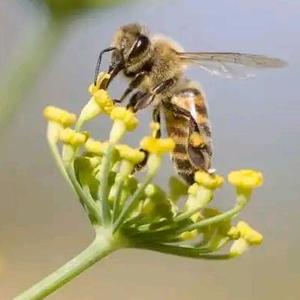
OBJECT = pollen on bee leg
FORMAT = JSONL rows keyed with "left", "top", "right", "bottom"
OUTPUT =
{"left": 189, "top": 132, "right": 205, "bottom": 148}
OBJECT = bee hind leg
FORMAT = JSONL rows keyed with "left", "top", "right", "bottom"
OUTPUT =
{"left": 187, "top": 118, "right": 211, "bottom": 171}
{"left": 163, "top": 101, "right": 211, "bottom": 172}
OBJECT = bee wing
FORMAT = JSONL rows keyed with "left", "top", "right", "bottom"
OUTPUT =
{"left": 178, "top": 52, "right": 287, "bottom": 79}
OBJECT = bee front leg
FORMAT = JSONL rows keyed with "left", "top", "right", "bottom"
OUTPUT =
{"left": 131, "top": 78, "right": 176, "bottom": 111}
{"left": 114, "top": 71, "right": 147, "bottom": 104}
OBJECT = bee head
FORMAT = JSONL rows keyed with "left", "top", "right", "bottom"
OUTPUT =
{"left": 105, "top": 24, "right": 150, "bottom": 78}
{"left": 113, "top": 23, "right": 150, "bottom": 61}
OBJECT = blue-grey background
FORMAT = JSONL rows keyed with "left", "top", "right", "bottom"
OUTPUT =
{"left": 0, "top": 0, "right": 299, "bottom": 299}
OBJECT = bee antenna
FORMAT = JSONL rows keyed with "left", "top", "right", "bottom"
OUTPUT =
{"left": 94, "top": 47, "right": 116, "bottom": 85}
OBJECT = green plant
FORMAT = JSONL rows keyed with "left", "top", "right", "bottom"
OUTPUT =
{"left": 15, "top": 73, "right": 264, "bottom": 300}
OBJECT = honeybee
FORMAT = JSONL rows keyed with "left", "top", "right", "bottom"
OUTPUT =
{"left": 94, "top": 23, "right": 286, "bottom": 184}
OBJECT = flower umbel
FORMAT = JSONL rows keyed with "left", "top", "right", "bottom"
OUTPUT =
{"left": 16, "top": 72, "right": 265, "bottom": 299}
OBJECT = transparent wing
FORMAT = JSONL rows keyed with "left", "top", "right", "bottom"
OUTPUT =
{"left": 179, "top": 52, "right": 287, "bottom": 79}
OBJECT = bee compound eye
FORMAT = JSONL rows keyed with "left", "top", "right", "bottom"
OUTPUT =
{"left": 128, "top": 35, "right": 150, "bottom": 60}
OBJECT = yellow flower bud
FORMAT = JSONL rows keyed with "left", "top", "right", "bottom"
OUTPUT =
{"left": 179, "top": 229, "right": 198, "bottom": 241}
{"left": 194, "top": 171, "right": 224, "bottom": 190}
{"left": 227, "top": 226, "right": 240, "bottom": 240}
{"left": 230, "top": 238, "right": 249, "bottom": 257}
{"left": 116, "top": 145, "right": 145, "bottom": 165}
{"left": 88, "top": 83, "right": 99, "bottom": 96}
{"left": 43, "top": 106, "right": 76, "bottom": 127}
{"left": 85, "top": 138, "right": 108, "bottom": 155}
{"left": 237, "top": 221, "right": 263, "bottom": 245}
{"left": 228, "top": 169, "right": 263, "bottom": 191}
{"left": 59, "top": 128, "right": 88, "bottom": 146}
{"left": 187, "top": 183, "right": 199, "bottom": 196}
{"left": 110, "top": 107, "right": 138, "bottom": 131}
{"left": 140, "top": 137, "right": 175, "bottom": 155}
{"left": 93, "top": 90, "right": 114, "bottom": 114}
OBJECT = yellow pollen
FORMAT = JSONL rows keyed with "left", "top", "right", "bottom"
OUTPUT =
{"left": 189, "top": 132, "right": 205, "bottom": 147}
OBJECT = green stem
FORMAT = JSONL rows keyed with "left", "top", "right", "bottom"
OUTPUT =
{"left": 66, "top": 166, "right": 101, "bottom": 223}
{"left": 133, "top": 203, "right": 246, "bottom": 242}
{"left": 49, "top": 141, "right": 76, "bottom": 194}
{"left": 113, "top": 173, "right": 154, "bottom": 233}
{"left": 135, "top": 243, "right": 232, "bottom": 260}
{"left": 180, "top": 204, "right": 244, "bottom": 232}
{"left": 0, "top": 17, "right": 67, "bottom": 136}
{"left": 14, "top": 228, "right": 119, "bottom": 300}
{"left": 97, "top": 144, "right": 114, "bottom": 225}
{"left": 112, "top": 161, "right": 133, "bottom": 222}
{"left": 48, "top": 140, "right": 100, "bottom": 223}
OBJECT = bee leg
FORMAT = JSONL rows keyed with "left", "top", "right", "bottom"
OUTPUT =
{"left": 187, "top": 119, "right": 209, "bottom": 170}
{"left": 152, "top": 106, "right": 161, "bottom": 138}
{"left": 126, "top": 91, "right": 148, "bottom": 110}
{"left": 133, "top": 106, "right": 161, "bottom": 173}
{"left": 132, "top": 78, "right": 176, "bottom": 111}
{"left": 162, "top": 100, "right": 190, "bottom": 118}
{"left": 163, "top": 101, "right": 211, "bottom": 171}
{"left": 94, "top": 46, "right": 116, "bottom": 85}
{"left": 114, "top": 71, "right": 147, "bottom": 103}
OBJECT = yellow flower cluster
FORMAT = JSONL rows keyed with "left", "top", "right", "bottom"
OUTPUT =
{"left": 88, "top": 72, "right": 111, "bottom": 95}
{"left": 194, "top": 171, "right": 224, "bottom": 190}
{"left": 228, "top": 169, "right": 263, "bottom": 191}
{"left": 110, "top": 107, "right": 138, "bottom": 131}
{"left": 236, "top": 221, "right": 263, "bottom": 245}
{"left": 115, "top": 145, "right": 145, "bottom": 165}
{"left": 41, "top": 73, "right": 266, "bottom": 267}
{"left": 140, "top": 136, "right": 175, "bottom": 155}
{"left": 229, "top": 221, "right": 263, "bottom": 257}
{"left": 59, "top": 128, "right": 88, "bottom": 146}
{"left": 85, "top": 138, "right": 108, "bottom": 155}
{"left": 85, "top": 139, "right": 145, "bottom": 166}
{"left": 43, "top": 106, "right": 76, "bottom": 127}
{"left": 93, "top": 90, "right": 114, "bottom": 115}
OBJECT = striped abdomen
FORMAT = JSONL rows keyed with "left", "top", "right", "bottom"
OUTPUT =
{"left": 163, "top": 87, "right": 212, "bottom": 184}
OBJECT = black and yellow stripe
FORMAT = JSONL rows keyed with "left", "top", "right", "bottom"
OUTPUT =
{"left": 163, "top": 86, "right": 212, "bottom": 184}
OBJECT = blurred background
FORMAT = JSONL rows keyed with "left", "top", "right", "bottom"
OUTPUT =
{"left": 0, "top": 0, "right": 299, "bottom": 299}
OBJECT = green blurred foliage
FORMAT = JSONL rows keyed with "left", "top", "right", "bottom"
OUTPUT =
{"left": 31, "top": 0, "right": 131, "bottom": 18}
